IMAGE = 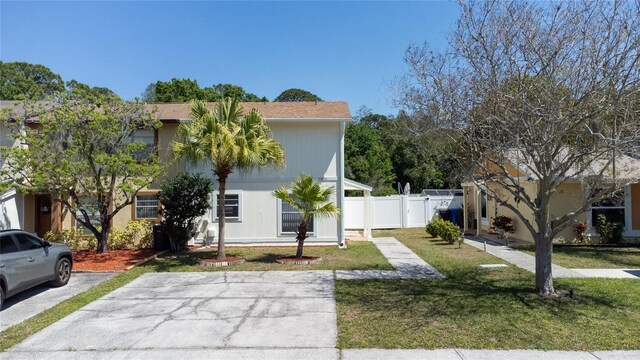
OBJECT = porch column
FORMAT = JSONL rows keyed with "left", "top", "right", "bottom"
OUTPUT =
{"left": 363, "top": 190, "right": 372, "bottom": 240}
{"left": 51, "top": 199, "right": 62, "bottom": 232}
{"left": 463, "top": 187, "right": 468, "bottom": 233}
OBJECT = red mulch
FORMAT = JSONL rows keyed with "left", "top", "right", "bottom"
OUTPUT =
{"left": 72, "top": 249, "right": 160, "bottom": 271}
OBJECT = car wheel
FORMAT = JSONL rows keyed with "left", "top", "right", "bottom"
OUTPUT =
{"left": 0, "top": 286, "right": 4, "bottom": 310}
{"left": 50, "top": 258, "right": 71, "bottom": 287}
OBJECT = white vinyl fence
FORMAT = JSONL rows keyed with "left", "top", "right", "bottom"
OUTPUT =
{"left": 344, "top": 193, "right": 463, "bottom": 230}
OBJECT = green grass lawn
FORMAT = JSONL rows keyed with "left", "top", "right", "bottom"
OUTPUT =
{"left": 336, "top": 228, "right": 640, "bottom": 350}
{"left": 150, "top": 241, "right": 392, "bottom": 272}
{"left": 513, "top": 244, "right": 640, "bottom": 269}
{"left": 0, "top": 242, "right": 389, "bottom": 352}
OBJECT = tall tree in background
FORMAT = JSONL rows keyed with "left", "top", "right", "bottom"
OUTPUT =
{"left": 0, "top": 62, "right": 65, "bottom": 100}
{"left": 274, "top": 88, "right": 322, "bottom": 102}
{"left": 345, "top": 122, "right": 395, "bottom": 195}
{"left": 142, "top": 78, "right": 266, "bottom": 103}
{"left": 66, "top": 79, "right": 120, "bottom": 104}
{"left": 397, "top": 0, "right": 640, "bottom": 295}
{"left": 0, "top": 97, "right": 165, "bottom": 253}
{"left": 173, "top": 99, "right": 285, "bottom": 260}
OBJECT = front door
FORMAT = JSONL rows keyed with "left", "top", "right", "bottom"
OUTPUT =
{"left": 35, "top": 194, "right": 52, "bottom": 238}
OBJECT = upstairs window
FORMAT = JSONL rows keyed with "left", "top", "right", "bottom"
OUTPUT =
{"left": 128, "top": 129, "right": 156, "bottom": 160}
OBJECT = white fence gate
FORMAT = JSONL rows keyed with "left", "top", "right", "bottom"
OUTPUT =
{"left": 344, "top": 193, "right": 463, "bottom": 230}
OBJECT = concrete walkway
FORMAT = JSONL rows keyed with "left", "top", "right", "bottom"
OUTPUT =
{"left": 571, "top": 268, "right": 640, "bottom": 279}
{"left": 465, "top": 237, "right": 585, "bottom": 278}
{"left": 0, "top": 273, "right": 116, "bottom": 332}
{"left": 336, "top": 237, "right": 444, "bottom": 280}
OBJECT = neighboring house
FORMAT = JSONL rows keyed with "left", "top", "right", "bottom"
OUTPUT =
{"left": 0, "top": 101, "right": 352, "bottom": 245}
{"left": 461, "top": 152, "right": 640, "bottom": 243}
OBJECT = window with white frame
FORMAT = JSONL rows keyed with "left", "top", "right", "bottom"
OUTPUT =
{"left": 480, "top": 190, "right": 488, "bottom": 220}
{"left": 590, "top": 190, "right": 626, "bottom": 228}
{"left": 280, "top": 201, "right": 314, "bottom": 235}
{"left": 75, "top": 197, "right": 101, "bottom": 235}
{"left": 214, "top": 192, "right": 242, "bottom": 221}
{"left": 135, "top": 194, "right": 159, "bottom": 219}
{"left": 128, "top": 129, "right": 155, "bottom": 160}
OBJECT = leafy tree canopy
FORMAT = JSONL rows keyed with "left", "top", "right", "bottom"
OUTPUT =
{"left": 143, "top": 78, "right": 267, "bottom": 103}
{"left": 274, "top": 88, "right": 322, "bottom": 102}
{"left": 0, "top": 96, "right": 165, "bottom": 253}
{"left": 0, "top": 62, "right": 65, "bottom": 100}
{"left": 66, "top": 79, "right": 120, "bottom": 104}
{"left": 345, "top": 122, "right": 395, "bottom": 195}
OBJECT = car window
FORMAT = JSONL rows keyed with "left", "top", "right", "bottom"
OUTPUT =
{"left": 0, "top": 235, "right": 19, "bottom": 254}
{"left": 13, "top": 233, "right": 44, "bottom": 251}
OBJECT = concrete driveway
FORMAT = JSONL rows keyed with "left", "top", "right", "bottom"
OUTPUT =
{"left": 0, "top": 273, "right": 116, "bottom": 332}
{"left": 0, "top": 271, "right": 338, "bottom": 359}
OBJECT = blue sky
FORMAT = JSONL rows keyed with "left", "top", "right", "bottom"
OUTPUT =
{"left": 1, "top": 1, "right": 458, "bottom": 117}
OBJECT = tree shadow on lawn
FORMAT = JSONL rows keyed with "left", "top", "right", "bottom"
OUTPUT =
{"left": 337, "top": 270, "right": 623, "bottom": 323}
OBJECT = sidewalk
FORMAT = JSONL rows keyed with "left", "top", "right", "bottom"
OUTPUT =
{"left": 465, "top": 237, "right": 585, "bottom": 278}
{"left": 341, "top": 349, "right": 640, "bottom": 360}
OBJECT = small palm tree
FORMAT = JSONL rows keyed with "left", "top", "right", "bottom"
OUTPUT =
{"left": 173, "top": 98, "right": 285, "bottom": 260}
{"left": 273, "top": 173, "right": 340, "bottom": 258}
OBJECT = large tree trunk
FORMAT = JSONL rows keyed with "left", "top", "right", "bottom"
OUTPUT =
{"left": 534, "top": 234, "right": 555, "bottom": 295}
{"left": 216, "top": 174, "right": 227, "bottom": 260}
{"left": 295, "top": 221, "right": 308, "bottom": 258}
{"left": 97, "top": 224, "right": 109, "bottom": 254}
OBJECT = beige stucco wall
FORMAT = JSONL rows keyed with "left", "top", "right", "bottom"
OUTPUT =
{"left": 463, "top": 180, "right": 589, "bottom": 243}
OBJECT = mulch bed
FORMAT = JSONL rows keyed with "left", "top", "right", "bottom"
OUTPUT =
{"left": 276, "top": 256, "right": 322, "bottom": 265}
{"left": 200, "top": 256, "right": 246, "bottom": 267}
{"left": 72, "top": 249, "right": 160, "bottom": 272}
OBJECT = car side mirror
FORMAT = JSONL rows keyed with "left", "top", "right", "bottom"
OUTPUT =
{"left": 43, "top": 240, "right": 52, "bottom": 247}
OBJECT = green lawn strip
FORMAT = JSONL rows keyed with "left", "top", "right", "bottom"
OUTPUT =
{"left": 513, "top": 245, "right": 640, "bottom": 269}
{"left": 336, "top": 228, "right": 640, "bottom": 350}
{"left": 147, "top": 241, "right": 393, "bottom": 272}
{"left": 0, "top": 267, "right": 148, "bottom": 352}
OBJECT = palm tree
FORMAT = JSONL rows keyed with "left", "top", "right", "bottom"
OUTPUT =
{"left": 273, "top": 173, "right": 340, "bottom": 258}
{"left": 173, "top": 98, "right": 285, "bottom": 260}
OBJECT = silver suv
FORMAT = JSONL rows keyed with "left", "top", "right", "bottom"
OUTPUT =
{"left": 0, "top": 230, "right": 73, "bottom": 310}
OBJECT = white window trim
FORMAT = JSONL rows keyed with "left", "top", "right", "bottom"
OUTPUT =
{"left": 586, "top": 186, "right": 630, "bottom": 235}
{"left": 134, "top": 194, "right": 159, "bottom": 220}
{"left": 276, "top": 198, "right": 316, "bottom": 237}
{"left": 213, "top": 190, "right": 243, "bottom": 222}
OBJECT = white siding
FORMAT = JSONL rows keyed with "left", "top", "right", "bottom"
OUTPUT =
{"left": 189, "top": 121, "right": 342, "bottom": 243}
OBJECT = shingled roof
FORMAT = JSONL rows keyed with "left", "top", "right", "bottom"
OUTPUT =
{"left": 147, "top": 101, "right": 351, "bottom": 121}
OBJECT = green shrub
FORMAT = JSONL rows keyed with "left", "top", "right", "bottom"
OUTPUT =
{"left": 158, "top": 173, "right": 213, "bottom": 252}
{"left": 595, "top": 214, "right": 624, "bottom": 244}
{"left": 45, "top": 220, "right": 153, "bottom": 251}
{"left": 108, "top": 221, "right": 153, "bottom": 249}
{"left": 45, "top": 229, "right": 94, "bottom": 250}
{"left": 426, "top": 218, "right": 463, "bottom": 245}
